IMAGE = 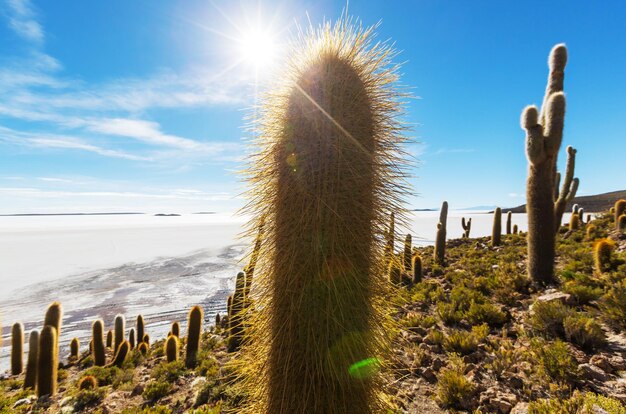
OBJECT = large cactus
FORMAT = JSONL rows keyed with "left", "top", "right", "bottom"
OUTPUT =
{"left": 185, "top": 305, "right": 203, "bottom": 368}
{"left": 136, "top": 315, "right": 145, "bottom": 347}
{"left": 114, "top": 314, "right": 125, "bottom": 352}
{"left": 37, "top": 325, "right": 57, "bottom": 397}
{"left": 492, "top": 207, "right": 502, "bottom": 247}
{"left": 554, "top": 146, "right": 579, "bottom": 229}
{"left": 23, "top": 330, "right": 39, "bottom": 389}
{"left": 434, "top": 201, "right": 448, "bottom": 264}
{"left": 520, "top": 44, "right": 568, "bottom": 285}
{"left": 43, "top": 301, "right": 62, "bottom": 364}
{"left": 241, "top": 19, "right": 407, "bottom": 414}
{"left": 402, "top": 234, "right": 412, "bottom": 271}
{"left": 92, "top": 320, "right": 106, "bottom": 367}
{"left": 11, "top": 322, "right": 23, "bottom": 375}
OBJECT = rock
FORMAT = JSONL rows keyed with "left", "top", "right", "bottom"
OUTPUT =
{"left": 492, "top": 397, "right": 515, "bottom": 414}
{"left": 191, "top": 376, "right": 207, "bottom": 388}
{"left": 580, "top": 363, "right": 610, "bottom": 382}
{"left": 131, "top": 383, "right": 144, "bottom": 396}
{"left": 12, "top": 398, "right": 31, "bottom": 408}
{"left": 590, "top": 405, "right": 610, "bottom": 414}
{"left": 60, "top": 407, "right": 74, "bottom": 414}
{"left": 590, "top": 355, "right": 613, "bottom": 373}
{"left": 60, "top": 396, "right": 74, "bottom": 407}
{"left": 510, "top": 402, "right": 529, "bottom": 414}
{"left": 506, "top": 375, "right": 524, "bottom": 390}
{"left": 533, "top": 290, "right": 574, "bottom": 306}
{"left": 421, "top": 367, "right": 437, "bottom": 382}
{"left": 610, "top": 355, "right": 626, "bottom": 371}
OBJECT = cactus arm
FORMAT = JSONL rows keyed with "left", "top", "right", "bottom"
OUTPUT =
{"left": 540, "top": 44, "right": 567, "bottom": 124}
{"left": 522, "top": 106, "right": 546, "bottom": 165}
{"left": 554, "top": 171, "right": 561, "bottom": 201}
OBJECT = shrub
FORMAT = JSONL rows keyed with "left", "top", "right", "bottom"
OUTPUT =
{"left": 436, "top": 354, "right": 475, "bottom": 410}
{"left": 562, "top": 280, "right": 603, "bottom": 305}
{"left": 74, "top": 388, "right": 105, "bottom": 411}
{"left": 465, "top": 301, "right": 507, "bottom": 326}
{"left": 529, "top": 300, "right": 574, "bottom": 338}
{"left": 598, "top": 280, "right": 626, "bottom": 331}
{"left": 143, "top": 380, "right": 172, "bottom": 402}
{"left": 443, "top": 324, "right": 488, "bottom": 355}
{"left": 82, "top": 366, "right": 121, "bottom": 386}
{"left": 533, "top": 339, "right": 578, "bottom": 385}
{"left": 152, "top": 360, "right": 186, "bottom": 383}
{"left": 563, "top": 314, "right": 606, "bottom": 351}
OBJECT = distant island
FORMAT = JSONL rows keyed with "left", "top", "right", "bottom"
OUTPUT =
{"left": 0, "top": 212, "right": 145, "bottom": 217}
{"left": 503, "top": 189, "right": 626, "bottom": 213}
{"left": 154, "top": 213, "right": 181, "bottom": 217}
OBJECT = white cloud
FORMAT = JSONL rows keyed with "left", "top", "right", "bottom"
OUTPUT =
{"left": 27, "top": 137, "right": 153, "bottom": 161}
{"left": 5, "top": 0, "right": 44, "bottom": 43}
{"left": 0, "top": 187, "right": 232, "bottom": 201}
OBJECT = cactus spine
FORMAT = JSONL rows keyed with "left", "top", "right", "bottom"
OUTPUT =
{"left": 37, "top": 325, "right": 57, "bottom": 397}
{"left": 241, "top": 19, "right": 407, "bottom": 414}
{"left": 506, "top": 211, "right": 512, "bottom": 235}
{"left": 461, "top": 217, "right": 471, "bottom": 238}
{"left": 403, "top": 234, "right": 412, "bottom": 271}
{"left": 412, "top": 255, "right": 422, "bottom": 284}
{"left": 615, "top": 200, "right": 626, "bottom": 229}
{"left": 492, "top": 207, "right": 502, "bottom": 246}
{"left": 92, "top": 320, "right": 106, "bottom": 367}
{"left": 78, "top": 376, "right": 98, "bottom": 390}
{"left": 23, "top": 330, "right": 39, "bottom": 389}
{"left": 594, "top": 239, "right": 615, "bottom": 274}
{"left": 165, "top": 335, "right": 178, "bottom": 362}
{"left": 11, "top": 322, "right": 23, "bottom": 375}
{"left": 70, "top": 337, "right": 79, "bottom": 359}
{"left": 554, "top": 146, "right": 579, "bottom": 229}
{"left": 136, "top": 315, "right": 144, "bottom": 346}
{"left": 114, "top": 314, "right": 125, "bottom": 353}
{"left": 521, "top": 44, "right": 568, "bottom": 285}
{"left": 434, "top": 201, "right": 448, "bottom": 264}
{"left": 186, "top": 305, "right": 203, "bottom": 368}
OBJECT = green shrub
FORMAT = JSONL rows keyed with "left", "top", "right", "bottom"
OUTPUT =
{"left": 143, "top": 380, "right": 172, "bottom": 402}
{"left": 563, "top": 314, "right": 606, "bottom": 351}
{"left": 82, "top": 366, "right": 121, "bottom": 386}
{"left": 598, "top": 280, "right": 626, "bottom": 331}
{"left": 529, "top": 391, "right": 626, "bottom": 414}
{"left": 443, "top": 324, "right": 488, "bottom": 355}
{"left": 436, "top": 354, "right": 475, "bottom": 410}
{"left": 152, "top": 360, "right": 186, "bottom": 383}
{"left": 465, "top": 301, "right": 507, "bottom": 326}
{"left": 533, "top": 339, "right": 578, "bottom": 385}
{"left": 529, "top": 300, "right": 574, "bottom": 338}
{"left": 74, "top": 388, "right": 105, "bottom": 411}
{"left": 562, "top": 281, "right": 603, "bottom": 305}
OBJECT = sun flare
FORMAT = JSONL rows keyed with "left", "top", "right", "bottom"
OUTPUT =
{"left": 238, "top": 28, "right": 279, "bottom": 70}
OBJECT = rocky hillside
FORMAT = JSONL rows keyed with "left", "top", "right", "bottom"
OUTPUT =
{"left": 504, "top": 190, "right": 626, "bottom": 214}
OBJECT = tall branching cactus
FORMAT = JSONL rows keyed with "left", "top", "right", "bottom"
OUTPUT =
{"left": 23, "top": 330, "right": 38, "bottom": 389}
{"left": 11, "top": 322, "right": 23, "bottom": 375}
{"left": 241, "top": 19, "right": 407, "bottom": 414}
{"left": 492, "top": 207, "right": 502, "bottom": 247}
{"left": 554, "top": 146, "right": 579, "bottom": 229}
{"left": 434, "top": 201, "right": 448, "bottom": 264}
{"left": 521, "top": 44, "right": 568, "bottom": 285}
{"left": 461, "top": 217, "right": 471, "bottom": 238}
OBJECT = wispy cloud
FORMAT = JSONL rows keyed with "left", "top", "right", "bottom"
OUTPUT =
{"left": 4, "top": 0, "right": 44, "bottom": 43}
{"left": 0, "top": 187, "right": 232, "bottom": 201}
{"left": 431, "top": 147, "right": 477, "bottom": 155}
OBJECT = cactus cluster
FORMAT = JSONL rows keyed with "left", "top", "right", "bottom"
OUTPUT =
{"left": 520, "top": 44, "right": 568, "bottom": 286}
{"left": 615, "top": 200, "right": 626, "bottom": 230}
{"left": 434, "top": 201, "right": 448, "bottom": 264}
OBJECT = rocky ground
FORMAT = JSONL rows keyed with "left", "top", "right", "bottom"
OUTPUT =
{"left": 1, "top": 211, "right": 625, "bottom": 413}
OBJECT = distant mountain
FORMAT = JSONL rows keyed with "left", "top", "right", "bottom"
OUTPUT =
{"left": 502, "top": 190, "right": 626, "bottom": 213}
{"left": 459, "top": 205, "right": 497, "bottom": 211}
{"left": 0, "top": 212, "right": 144, "bottom": 217}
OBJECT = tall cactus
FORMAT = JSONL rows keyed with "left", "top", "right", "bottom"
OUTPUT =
{"left": 521, "top": 44, "right": 568, "bottom": 285}
{"left": 165, "top": 335, "right": 178, "bottom": 363}
{"left": 43, "top": 301, "right": 62, "bottom": 365}
{"left": 492, "top": 207, "right": 502, "bottom": 247}
{"left": 402, "top": 234, "right": 412, "bottom": 271}
{"left": 554, "top": 146, "right": 579, "bottom": 229}
{"left": 461, "top": 217, "right": 471, "bottom": 238}
{"left": 92, "top": 320, "right": 106, "bottom": 367}
{"left": 615, "top": 200, "right": 626, "bottom": 229}
{"left": 412, "top": 255, "right": 422, "bottom": 284}
{"left": 109, "top": 340, "right": 129, "bottom": 368}
{"left": 114, "top": 314, "right": 125, "bottom": 353}
{"left": 227, "top": 271, "right": 247, "bottom": 352}
{"left": 434, "top": 201, "right": 448, "bottom": 264}
{"left": 241, "top": 19, "right": 407, "bottom": 414}
{"left": 185, "top": 305, "right": 203, "bottom": 368}
{"left": 70, "top": 337, "right": 79, "bottom": 359}
{"left": 136, "top": 315, "right": 145, "bottom": 347}
{"left": 23, "top": 330, "right": 38, "bottom": 389}
{"left": 506, "top": 211, "right": 512, "bottom": 235}
{"left": 37, "top": 325, "right": 57, "bottom": 397}
{"left": 384, "top": 212, "right": 395, "bottom": 262}
{"left": 11, "top": 322, "right": 23, "bottom": 375}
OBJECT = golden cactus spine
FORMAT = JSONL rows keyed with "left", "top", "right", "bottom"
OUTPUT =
{"left": 23, "top": 330, "right": 39, "bottom": 389}
{"left": 521, "top": 44, "right": 568, "bottom": 285}
{"left": 492, "top": 207, "right": 502, "bottom": 246}
{"left": 615, "top": 200, "right": 626, "bottom": 229}
{"left": 78, "top": 375, "right": 98, "bottom": 390}
{"left": 241, "top": 19, "right": 407, "bottom": 414}
{"left": 165, "top": 335, "right": 179, "bottom": 362}
{"left": 434, "top": 201, "right": 448, "bottom": 264}
{"left": 37, "top": 325, "right": 57, "bottom": 397}
{"left": 594, "top": 239, "right": 615, "bottom": 274}
{"left": 92, "top": 320, "right": 106, "bottom": 367}
{"left": 554, "top": 146, "right": 579, "bottom": 229}
{"left": 70, "top": 337, "right": 79, "bottom": 359}
{"left": 114, "top": 314, "right": 125, "bottom": 352}
{"left": 11, "top": 322, "right": 23, "bottom": 375}
{"left": 185, "top": 305, "right": 203, "bottom": 368}
{"left": 412, "top": 255, "right": 422, "bottom": 284}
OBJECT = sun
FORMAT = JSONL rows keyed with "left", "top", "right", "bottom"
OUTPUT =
{"left": 238, "top": 28, "right": 279, "bottom": 70}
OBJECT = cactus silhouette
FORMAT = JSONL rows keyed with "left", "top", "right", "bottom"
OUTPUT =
{"left": 106, "top": 330, "right": 113, "bottom": 348}
{"left": 402, "top": 234, "right": 412, "bottom": 271}
{"left": 136, "top": 315, "right": 145, "bottom": 347}
{"left": 240, "top": 19, "right": 407, "bottom": 414}
{"left": 594, "top": 239, "right": 615, "bottom": 274}
{"left": 434, "top": 201, "right": 448, "bottom": 264}
{"left": 109, "top": 340, "right": 130, "bottom": 368}
{"left": 138, "top": 342, "right": 149, "bottom": 355}
{"left": 615, "top": 200, "right": 626, "bottom": 229}
{"left": 186, "top": 305, "right": 203, "bottom": 368}
{"left": 43, "top": 301, "right": 62, "bottom": 364}
{"left": 70, "top": 337, "right": 79, "bottom": 359}
{"left": 412, "top": 255, "right": 422, "bottom": 284}
{"left": 114, "top": 314, "right": 125, "bottom": 352}
{"left": 461, "top": 217, "right": 471, "bottom": 238}
{"left": 227, "top": 271, "right": 247, "bottom": 352}
{"left": 165, "top": 335, "right": 179, "bottom": 362}
{"left": 143, "top": 334, "right": 150, "bottom": 346}
{"left": 171, "top": 321, "right": 180, "bottom": 338}
{"left": 11, "top": 322, "right": 23, "bottom": 375}
{"left": 554, "top": 146, "right": 579, "bottom": 229}
{"left": 492, "top": 207, "right": 502, "bottom": 246}
{"left": 506, "top": 211, "right": 512, "bottom": 235}
{"left": 521, "top": 44, "right": 568, "bottom": 285}
{"left": 129, "top": 328, "right": 135, "bottom": 349}
{"left": 92, "top": 320, "right": 106, "bottom": 367}
{"left": 23, "top": 330, "right": 39, "bottom": 389}
{"left": 78, "top": 375, "right": 98, "bottom": 390}
{"left": 37, "top": 325, "right": 57, "bottom": 397}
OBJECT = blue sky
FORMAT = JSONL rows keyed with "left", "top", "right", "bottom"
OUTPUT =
{"left": 0, "top": 0, "right": 624, "bottom": 214}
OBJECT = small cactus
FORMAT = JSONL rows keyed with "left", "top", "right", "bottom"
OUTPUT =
{"left": 129, "top": 328, "right": 135, "bottom": 349}
{"left": 615, "top": 200, "right": 626, "bottom": 229}
{"left": 586, "top": 214, "right": 591, "bottom": 224}
{"left": 165, "top": 335, "right": 179, "bottom": 362}
{"left": 506, "top": 211, "right": 512, "bottom": 235}
{"left": 215, "top": 313, "right": 221, "bottom": 327}
{"left": 572, "top": 204, "right": 580, "bottom": 215}
{"left": 594, "top": 238, "right": 615, "bottom": 274}
{"left": 619, "top": 214, "right": 626, "bottom": 233}
{"left": 492, "top": 207, "right": 502, "bottom": 247}
{"left": 37, "top": 325, "right": 57, "bottom": 397}
{"left": 461, "top": 217, "right": 471, "bottom": 238}
{"left": 171, "top": 321, "right": 180, "bottom": 338}
{"left": 403, "top": 234, "right": 412, "bottom": 271}
{"left": 109, "top": 340, "right": 130, "bottom": 368}
{"left": 143, "top": 334, "right": 150, "bottom": 346}
{"left": 106, "top": 330, "right": 113, "bottom": 348}
{"left": 92, "top": 320, "right": 106, "bottom": 367}
{"left": 136, "top": 315, "right": 145, "bottom": 347}
{"left": 23, "top": 330, "right": 39, "bottom": 389}
{"left": 11, "top": 322, "right": 23, "bottom": 375}
{"left": 388, "top": 259, "right": 402, "bottom": 285}
{"left": 578, "top": 207, "right": 584, "bottom": 219}
{"left": 569, "top": 213, "right": 581, "bottom": 230}
{"left": 412, "top": 254, "right": 422, "bottom": 284}
{"left": 138, "top": 342, "right": 148, "bottom": 355}
{"left": 78, "top": 375, "right": 98, "bottom": 390}
{"left": 114, "top": 314, "right": 125, "bottom": 353}
{"left": 513, "top": 224, "right": 519, "bottom": 234}
{"left": 185, "top": 305, "right": 203, "bottom": 368}
{"left": 70, "top": 337, "right": 79, "bottom": 359}
{"left": 554, "top": 146, "right": 579, "bottom": 230}
{"left": 585, "top": 224, "right": 597, "bottom": 240}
